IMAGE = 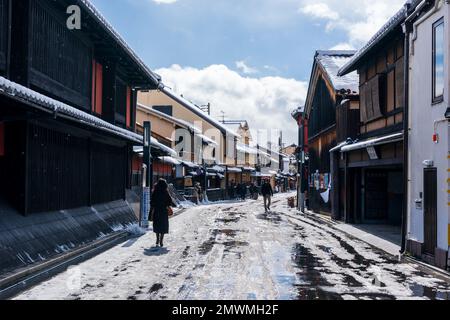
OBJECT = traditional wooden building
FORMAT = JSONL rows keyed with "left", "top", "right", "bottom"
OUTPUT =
{"left": 138, "top": 87, "right": 240, "bottom": 200}
{"left": 304, "top": 51, "right": 359, "bottom": 216}
{"left": 337, "top": 8, "right": 406, "bottom": 227}
{"left": 0, "top": 0, "right": 168, "bottom": 275}
{"left": 135, "top": 103, "right": 204, "bottom": 190}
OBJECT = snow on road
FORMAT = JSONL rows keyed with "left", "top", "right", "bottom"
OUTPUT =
{"left": 15, "top": 193, "right": 450, "bottom": 300}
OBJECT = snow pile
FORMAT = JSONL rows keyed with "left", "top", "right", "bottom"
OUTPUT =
{"left": 178, "top": 201, "right": 197, "bottom": 209}
{"left": 125, "top": 224, "right": 147, "bottom": 237}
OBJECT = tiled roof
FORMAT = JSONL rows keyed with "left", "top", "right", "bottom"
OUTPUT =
{"left": 0, "top": 76, "right": 176, "bottom": 156}
{"left": 316, "top": 51, "right": 359, "bottom": 94}
{"left": 338, "top": 5, "right": 408, "bottom": 76}
{"left": 161, "top": 86, "right": 240, "bottom": 138}
{"left": 79, "top": 0, "right": 161, "bottom": 86}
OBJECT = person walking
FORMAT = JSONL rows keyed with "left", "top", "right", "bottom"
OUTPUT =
{"left": 193, "top": 182, "right": 201, "bottom": 204}
{"left": 240, "top": 183, "right": 248, "bottom": 201}
{"left": 150, "top": 179, "right": 176, "bottom": 248}
{"left": 261, "top": 179, "right": 274, "bottom": 213}
{"left": 250, "top": 182, "right": 258, "bottom": 200}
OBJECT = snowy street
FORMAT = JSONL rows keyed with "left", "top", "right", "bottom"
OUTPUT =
{"left": 15, "top": 193, "right": 450, "bottom": 301}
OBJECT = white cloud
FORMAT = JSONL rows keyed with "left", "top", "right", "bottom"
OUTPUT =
{"left": 235, "top": 61, "right": 259, "bottom": 75}
{"left": 330, "top": 42, "right": 355, "bottom": 50}
{"left": 298, "top": 0, "right": 405, "bottom": 47}
{"left": 300, "top": 3, "right": 339, "bottom": 21}
{"left": 156, "top": 64, "right": 307, "bottom": 144}
{"left": 152, "top": 0, "right": 178, "bottom": 4}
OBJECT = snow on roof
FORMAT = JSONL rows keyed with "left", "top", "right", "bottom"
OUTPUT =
{"left": 161, "top": 86, "right": 240, "bottom": 138}
{"left": 227, "top": 167, "right": 243, "bottom": 173}
{"left": 316, "top": 51, "right": 359, "bottom": 94}
{"left": 79, "top": 0, "right": 161, "bottom": 86}
{"left": 338, "top": 5, "right": 408, "bottom": 76}
{"left": 197, "top": 134, "right": 218, "bottom": 147}
{"left": 0, "top": 75, "right": 177, "bottom": 156}
{"left": 236, "top": 143, "right": 258, "bottom": 155}
{"left": 208, "top": 165, "right": 226, "bottom": 173}
{"left": 158, "top": 156, "right": 181, "bottom": 166}
{"left": 182, "top": 161, "right": 200, "bottom": 169}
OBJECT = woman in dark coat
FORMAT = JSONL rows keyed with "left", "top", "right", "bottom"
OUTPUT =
{"left": 150, "top": 179, "right": 176, "bottom": 248}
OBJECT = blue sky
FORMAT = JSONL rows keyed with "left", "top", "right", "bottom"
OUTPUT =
{"left": 91, "top": 0, "right": 350, "bottom": 81}
{"left": 90, "top": 0, "right": 405, "bottom": 144}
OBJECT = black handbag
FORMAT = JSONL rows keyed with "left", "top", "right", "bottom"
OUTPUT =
{"left": 149, "top": 208, "right": 154, "bottom": 221}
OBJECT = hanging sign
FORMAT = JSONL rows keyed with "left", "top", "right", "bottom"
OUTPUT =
{"left": 366, "top": 146, "right": 379, "bottom": 160}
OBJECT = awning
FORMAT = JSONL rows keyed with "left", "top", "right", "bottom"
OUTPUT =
{"left": 329, "top": 141, "right": 351, "bottom": 153}
{"left": 340, "top": 133, "right": 403, "bottom": 153}
{"left": 227, "top": 167, "right": 243, "bottom": 173}
{"left": 251, "top": 172, "right": 272, "bottom": 178}
{"left": 208, "top": 165, "right": 226, "bottom": 173}
{"left": 158, "top": 156, "right": 181, "bottom": 166}
{"left": 241, "top": 166, "right": 256, "bottom": 172}
{"left": 197, "top": 134, "right": 218, "bottom": 147}
{"left": 182, "top": 161, "right": 200, "bottom": 169}
{"left": 133, "top": 140, "right": 177, "bottom": 157}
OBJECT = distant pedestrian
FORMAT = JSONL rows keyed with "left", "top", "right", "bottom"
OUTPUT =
{"left": 228, "top": 181, "right": 236, "bottom": 200}
{"left": 150, "top": 179, "right": 176, "bottom": 248}
{"left": 261, "top": 180, "right": 274, "bottom": 213}
{"left": 194, "top": 182, "right": 203, "bottom": 204}
{"left": 236, "top": 183, "right": 242, "bottom": 200}
{"left": 240, "top": 183, "right": 248, "bottom": 200}
{"left": 250, "top": 182, "right": 258, "bottom": 200}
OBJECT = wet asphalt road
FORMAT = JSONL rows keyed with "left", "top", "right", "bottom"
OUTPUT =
{"left": 15, "top": 193, "right": 450, "bottom": 300}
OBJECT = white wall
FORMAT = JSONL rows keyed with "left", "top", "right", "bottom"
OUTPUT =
{"left": 408, "top": 1, "right": 449, "bottom": 250}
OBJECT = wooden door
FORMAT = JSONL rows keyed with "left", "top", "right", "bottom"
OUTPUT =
{"left": 423, "top": 168, "right": 437, "bottom": 256}
{"left": 364, "top": 170, "right": 388, "bottom": 222}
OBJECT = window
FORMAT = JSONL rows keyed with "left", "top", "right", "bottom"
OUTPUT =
{"left": 115, "top": 78, "right": 127, "bottom": 127}
{"left": 91, "top": 60, "right": 103, "bottom": 115}
{"left": 432, "top": 18, "right": 445, "bottom": 103}
{"left": 386, "top": 69, "right": 396, "bottom": 113}
{"left": 126, "top": 87, "right": 131, "bottom": 128}
{"left": 153, "top": 105, "right": 173, "bottom": 116}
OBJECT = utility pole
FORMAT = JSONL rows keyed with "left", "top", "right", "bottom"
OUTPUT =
{"left": 140, "top": 121, "right": 152, "bottom": 228}
{"left": 199, "top": 103, "right": 211, "bottom": 115}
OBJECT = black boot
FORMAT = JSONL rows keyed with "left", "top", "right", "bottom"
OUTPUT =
{"left": 156, "top": 234, "right": 160, "bottom": 247}
{"left": 160, "top": 234, "right": 164, "bottom": 248}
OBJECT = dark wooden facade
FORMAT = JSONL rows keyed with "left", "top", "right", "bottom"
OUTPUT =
{"left": 358, "top": 38, "right": 405, "bottom": 140}
{"left": 0, "top": 0, "right": 158, "bottom": 215}
{"left": 337, "top": 35, "right": 405, "bottom": 226}
{"left": 0, "top": 0, "right": 7, "bottom": 76}
{"left": 305, "top": 56, "right": 359, "bottom": 215}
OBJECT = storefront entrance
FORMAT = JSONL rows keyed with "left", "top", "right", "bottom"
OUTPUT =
{"left": 363, "top": 168, "right": 403, "bottom": 226}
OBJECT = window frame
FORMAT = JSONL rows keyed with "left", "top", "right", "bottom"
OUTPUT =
{"left": 432, "top": 17, "right": 445, "bottom": 104}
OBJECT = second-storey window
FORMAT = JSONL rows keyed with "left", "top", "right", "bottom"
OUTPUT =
{"left": 432, "top": 18, "right": 445, "bottom": 103}
{"left": 91, "top": 60, "right": 103, "bottom": 115}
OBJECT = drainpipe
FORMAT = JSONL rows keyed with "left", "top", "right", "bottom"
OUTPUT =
{"left": 409, "top": 0, "right": 443, "bottom": 56}
{"left": 401, "top": 8, "right": 413, "bottom": 256}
